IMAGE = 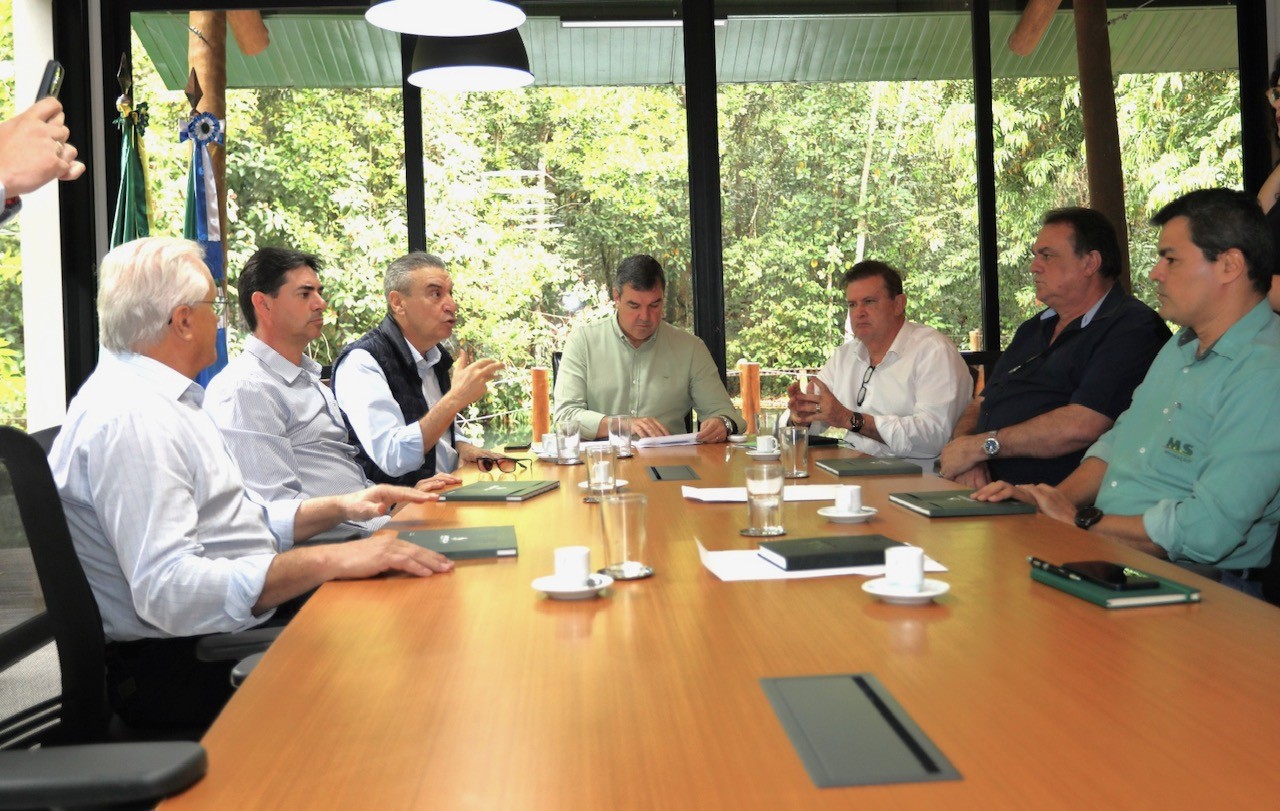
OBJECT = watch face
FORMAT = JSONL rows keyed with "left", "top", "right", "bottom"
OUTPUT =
{"left": 982, "top": 437, "right": 999, "bottom": 456}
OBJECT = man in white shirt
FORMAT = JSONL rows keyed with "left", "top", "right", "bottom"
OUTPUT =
{"left": 331, "top": 252, "right": 505, "bottom": 485}
{"left": 50, "top": 237, "right": 452, "bottom": 731}
{"left": 206, "top": 247, "right": 459, "bottom": 537}
{"left": 786, "top": 261, "right": 972, "bottom": 466}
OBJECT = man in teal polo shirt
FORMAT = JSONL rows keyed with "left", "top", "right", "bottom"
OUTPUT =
{"left": 975, "top": 188, "right": 1280, "bottom": 596}
{"left": 553, "top": 255, "right": 742, "bottom": 441}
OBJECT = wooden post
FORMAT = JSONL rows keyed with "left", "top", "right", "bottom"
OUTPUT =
{"left": 531, "top": 367, "right": 550, "bottom": 440}
{"left": 187, "top": 12, "right": 228, "bottom": 235}
{"left": 1074, "top": 0, "right": 1131, "bottom": 290}
{"left": 228, "top": 11, "right": 270, "bottom": 56}
{"left": 738, "top": 360, "right": 760, "bottom": 432}
{"left": 1008, "top": 0, "right": 1063, "bottom": 57}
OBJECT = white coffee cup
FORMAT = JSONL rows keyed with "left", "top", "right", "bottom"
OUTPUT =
{"left": 884, "top": 546, "right": 925, "bottom": 592}
{"left": 541, "top": 433, "right": 558, "bottom": 456}
{"left": 835, "top": 484, "right": 862, "bottom": 514}
{"left": 554, "top": 545, "right": 592, "bottom": 587}
{"left": 757, "top": 434, "right": 779, "bottom": 453}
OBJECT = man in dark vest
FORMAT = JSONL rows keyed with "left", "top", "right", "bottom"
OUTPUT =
{"left": 332, "top": 252, "right": 505, "bottom": 485}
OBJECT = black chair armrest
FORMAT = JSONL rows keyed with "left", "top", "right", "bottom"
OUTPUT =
{"left": 0, "top": 742, "right": 206, "bottom": 809}
{"left": 194, "top": 625, "right": 283, "bottom": 663}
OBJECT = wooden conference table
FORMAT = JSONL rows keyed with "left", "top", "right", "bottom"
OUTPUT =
{"left": 162, "top": 444, "right": 1280, "bottom": 809}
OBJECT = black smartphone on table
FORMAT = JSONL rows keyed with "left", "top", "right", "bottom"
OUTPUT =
{"left": 36, "top": 59, "right": 64, "bottom": 101}
{"left": 1062, "top": 560, "right": 1161, "bottom": 591}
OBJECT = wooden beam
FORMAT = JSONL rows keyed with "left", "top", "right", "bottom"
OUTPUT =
{"left": 187, "top": 11, "right": 228, "bottom": 234}
{"left": 228, "top": 11, "right": 270, "bottom": 57}
{"left": 1008, "top": 0, "right": 1062, "bottom": 57}
{"left": 1074, "top": 0, "right": 1130, "bottom": 290}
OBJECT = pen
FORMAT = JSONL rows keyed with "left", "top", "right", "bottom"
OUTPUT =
{"left": 1026, "top": 556, "right": 1082, "bottom": 582}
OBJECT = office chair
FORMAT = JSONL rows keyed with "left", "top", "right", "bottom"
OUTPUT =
{"left": 0, "top": 426, "right": 207, "bottom": 808}
{"left": 28, "top": 424, "right": 60, "bottom": 454}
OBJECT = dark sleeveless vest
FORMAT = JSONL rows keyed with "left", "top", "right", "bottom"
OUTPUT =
{"left": 332, "top": 315, "right": 454, "bottom": 486}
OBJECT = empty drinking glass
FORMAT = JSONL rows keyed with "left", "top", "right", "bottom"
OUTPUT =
{"left": 557, "top": 420, "right": 582, "bottom": 464}
{"left": 779, "top": 426, "right": 809, "bottom": 478}
{"left": 741, "top": 461, "right": 785, "bottom": 537}
{"left": 608, "top": 414, "right": 633, "bottom": 457}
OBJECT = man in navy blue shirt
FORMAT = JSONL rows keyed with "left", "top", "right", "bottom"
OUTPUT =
{"left": 939, "top": 208, "right": 1169, "bottom": 487}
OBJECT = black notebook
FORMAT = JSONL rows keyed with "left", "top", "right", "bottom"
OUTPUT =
{"left": 398, "top": 526, "right": 518, "bottom": 560}
{"left": 816, "top": 458, "right": 922, "bottom": 477}
{"left": 437, "top": 480, "right": 560, "bottom": 502}
{"left": 758, "top": 534, "right": 904, "bottom": 571}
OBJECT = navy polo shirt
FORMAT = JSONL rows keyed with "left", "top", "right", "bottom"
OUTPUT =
{"left": 977, "top": 286, "right": 1170, "bottom": 485}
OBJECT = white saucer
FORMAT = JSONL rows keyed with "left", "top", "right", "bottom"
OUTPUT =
{"left": 746, "top": 449, "right": 781, "bottom": 460}
{"left": 728, "top": 434, "right": 748, "bottom": 444}
{"left": 532, "top": 573, "right": 614, "bottom": 600}
{"left": 818, "top": 506, "right": 877, "bottom": 524}
{"left": 578, "top": 479, "right": 628, "bottom": 491}
{"left": 862, "top": 577, "right": 949, "bottom": 605}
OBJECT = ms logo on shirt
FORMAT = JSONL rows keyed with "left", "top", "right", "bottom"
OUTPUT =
{"left": 1164, "top": 437, "right": 1194, "bottom": 461}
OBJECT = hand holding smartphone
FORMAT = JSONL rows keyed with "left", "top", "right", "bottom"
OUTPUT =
{"left": 36, "top": 60, "right": 64, "bottom": 101}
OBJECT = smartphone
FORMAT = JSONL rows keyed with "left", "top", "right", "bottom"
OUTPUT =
{"left": 1062, "top": 560, "right": 1161, "bottom": 591}
{"left": 503, "top": 443, "right": 531, "bottom": 452}
{"left": 36, "top": 59, "right": 64, "bottom": 101}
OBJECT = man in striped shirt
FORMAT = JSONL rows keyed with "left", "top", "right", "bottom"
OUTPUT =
{"left": 206, "top": 247, "right": 459, "bottom": 538}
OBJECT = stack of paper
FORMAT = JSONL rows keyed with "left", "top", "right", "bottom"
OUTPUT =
{"left": 635, "top": 432, "right": 700, "bottom": 449}
{"left": 682, "top": 485, "right": 841, "bottom": 503}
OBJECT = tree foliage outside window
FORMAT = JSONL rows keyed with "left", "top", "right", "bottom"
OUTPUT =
{"left": 0, "top": 19, "right": 1246, "bottom": 439}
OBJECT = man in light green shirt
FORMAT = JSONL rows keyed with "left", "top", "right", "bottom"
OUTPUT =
{"left": 553, "top": 255, "right": 742, "bottom": 441}
{"left": 975, "top": 189, "right": 1280, "bottom": 597}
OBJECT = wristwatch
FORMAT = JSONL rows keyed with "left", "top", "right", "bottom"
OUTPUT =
{"left": 1075, "top": 505, "right": 1104, "bottom": 530}
{"left": 716, "top": 415, "right": 735, "bottom": 435}
{"left": 982, "top": 430, "right": 1000, "bottom": 457}
{"left": 848, "top": 411, "right": 865, "bottom": 434}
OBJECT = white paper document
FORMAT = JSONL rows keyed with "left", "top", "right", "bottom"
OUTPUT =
{"left": 635, "top": 432, "right": 700, "bottom": 449}
{"left": 696, "top": 541, "right": 948, "bottom": 582}
{"left": 682, "top": 485, "right": 841, "bottom": 503}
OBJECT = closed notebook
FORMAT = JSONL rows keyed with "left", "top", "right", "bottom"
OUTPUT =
{"left": 758, "top": 534, "right": 904, "bottom": 571}
{"left": 816, "top": 458, "right": 922, "bottom": 477}
{"left": 437, "top": 480, "right": 560, "bottom": 502}
{"left": 889, "top": 490, "right": 1036, "bottom": 518}
{"left": 398, "top": 526, "right": 517, "bottom": 560}
{"left": 1029, "top": 565, "right": 1201, "bottom": 608}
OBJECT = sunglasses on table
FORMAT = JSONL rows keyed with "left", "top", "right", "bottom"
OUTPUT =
{"left": 477, "top": 457, "right": 531, "bottom": 476}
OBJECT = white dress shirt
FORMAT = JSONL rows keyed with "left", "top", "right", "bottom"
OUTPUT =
{"left": 204, "top": 335, "right": 387, "bottom": 535}
{"left": 812, "top": 321, "right": 972, "bottom": 465}
{"left": 332, "top": 341, "right": 460, "bottom": 476}
{"left": 49, "top": 350, "right": 295, "bottom": 642}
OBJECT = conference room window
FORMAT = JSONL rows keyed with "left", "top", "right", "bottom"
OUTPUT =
{"left": 717, "top": 5, "right": 982, "bottom": 397}
{"left": 128, "top": 20, "right": 411, "bottom": 370}
{"left": 987, "top": 0, "right": 1242, "bottom": 347}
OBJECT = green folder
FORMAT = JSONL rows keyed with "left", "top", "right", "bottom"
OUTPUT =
{"left": 816, "top": 458, "right": 922, "bottom": 477}
{"left": 888, "top": 490, "right": 1036, "bottom": 518}
{"left": 398, "top": 526, "right": 518, "bottom": 560}
{"left": 1029, "top": 565, "right": 1201, "bottom": 608}
{"left": 437, "top": 480, "right": 559, "bottom": 502}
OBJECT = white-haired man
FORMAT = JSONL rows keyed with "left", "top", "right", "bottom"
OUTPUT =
{"left": 50, "top": 237, "right": 452, "bottom": 731}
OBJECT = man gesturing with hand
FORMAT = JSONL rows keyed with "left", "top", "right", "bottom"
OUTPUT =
{"left": 333, "top": 252, "right": 507, "bottom": 485}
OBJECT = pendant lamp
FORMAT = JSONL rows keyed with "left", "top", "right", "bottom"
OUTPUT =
{"left": 409, "top": 29, "right": 534, "bottom": 92}
{"left": 365, "top": 0, "right": 526, "bottom": 37}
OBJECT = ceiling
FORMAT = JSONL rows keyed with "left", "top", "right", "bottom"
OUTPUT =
{"left": 132, "top": 5, "right": 1239, "bottom": 90}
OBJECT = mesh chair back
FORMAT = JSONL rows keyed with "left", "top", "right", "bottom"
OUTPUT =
{"left": 0, "top": 427, "right": 110, "bottom": 748}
